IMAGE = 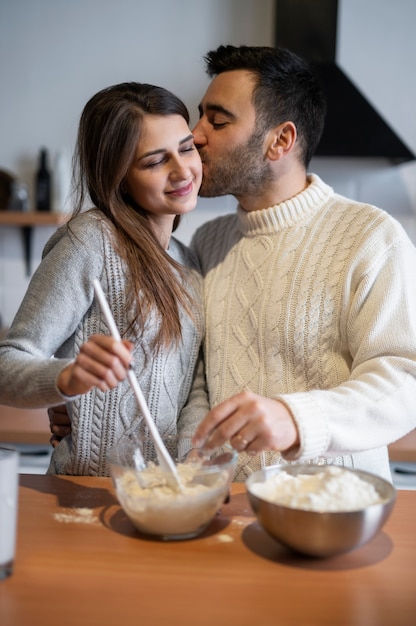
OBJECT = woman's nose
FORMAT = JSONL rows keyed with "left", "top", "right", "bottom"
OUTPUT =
{"left": 170, "top": 158, "right": 190, "bottom": 179}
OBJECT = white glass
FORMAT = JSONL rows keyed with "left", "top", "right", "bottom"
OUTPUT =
{"left": 0, "top": 446, "right": 19, "bottom": 579}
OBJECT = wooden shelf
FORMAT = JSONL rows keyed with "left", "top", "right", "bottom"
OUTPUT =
{"left": 0, "top": 212, "right": 68, "bottom": 275}
{"left": 0, "top": 211, "right": 67, "bottom": 226}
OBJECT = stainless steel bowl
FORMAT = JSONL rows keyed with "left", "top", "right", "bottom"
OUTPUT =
{"left": 246, "top": 464, "right": 396, "bottom": 557}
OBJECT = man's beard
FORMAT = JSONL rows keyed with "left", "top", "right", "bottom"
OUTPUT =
{"left": 198, "top": 128, "right": 273, "bottom": 198}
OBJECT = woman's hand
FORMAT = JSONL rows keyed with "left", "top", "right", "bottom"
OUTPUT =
{"left": 57, "top": 334, "right": 134, "bottom": 397}
{"left": 191, "top": 390, "right": 299, "bottom": 455}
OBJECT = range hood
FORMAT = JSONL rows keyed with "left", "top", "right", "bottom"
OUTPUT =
{"left": 275, "top": 0, "right": 415, "bottom": 163}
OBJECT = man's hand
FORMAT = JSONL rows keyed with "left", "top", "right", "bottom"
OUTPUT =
{"left": 48, "top": 404, "right": 71, "bottom": 448}
{"left": 191, "top": 390, "right": 299, "bottom": 455}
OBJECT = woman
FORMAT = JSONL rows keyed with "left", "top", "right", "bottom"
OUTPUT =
{"left": 0, "top": 82, "right": 207, "bottom": 475}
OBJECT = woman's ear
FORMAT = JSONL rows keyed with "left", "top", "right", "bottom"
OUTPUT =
{"left": 266, "top": 121, "right": 297, "bottom": 160}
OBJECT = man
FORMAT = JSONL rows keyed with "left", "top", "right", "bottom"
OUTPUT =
{"left": 51, "top": 45, "right": 416, "bottom": 482}
{"left": 188, "top": 45, "right": 416, "bottom": 481}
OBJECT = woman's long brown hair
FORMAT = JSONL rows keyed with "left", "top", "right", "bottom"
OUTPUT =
{"left": 70, "top": 82, "right": 196, "bottom": 350}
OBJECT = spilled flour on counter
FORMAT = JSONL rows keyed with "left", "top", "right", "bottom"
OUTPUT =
{"left": 250, "top": 466, "right": 385, "bottom": 512}
{"left": 54, "top": 508, "right": 98, "bottom": 525}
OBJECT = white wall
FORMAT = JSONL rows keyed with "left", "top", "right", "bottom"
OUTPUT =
{"left": 311, "top": 0, "right": 416, "bottom": 236}
{"left": 0, "top": 0, "right": 415, "bottom": 326}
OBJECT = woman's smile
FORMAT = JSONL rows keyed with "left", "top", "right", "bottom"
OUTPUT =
{"left": 167, "top": 181, "right": 194, "bottom": 197}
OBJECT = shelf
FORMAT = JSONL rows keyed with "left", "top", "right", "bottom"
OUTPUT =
{"left": 0, "top": 211, "right": 67, "bottom": 227}
{"left": 0, "top": 212, "right": 68, "bottom": 275}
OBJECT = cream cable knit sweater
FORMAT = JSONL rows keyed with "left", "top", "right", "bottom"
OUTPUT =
{"left": 191, "top": 174, "right": 416, "bottom": 482}
{"left": 0, "top": 211, "right": 207, "bottom": 475}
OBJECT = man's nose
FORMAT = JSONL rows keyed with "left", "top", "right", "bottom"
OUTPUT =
{"left": 191, "top": 119, "right": 206, "bottom": 148}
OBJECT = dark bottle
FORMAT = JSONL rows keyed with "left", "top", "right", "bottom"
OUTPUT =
{"left": 35, "top": 148, "right": 51, "bottom": 211}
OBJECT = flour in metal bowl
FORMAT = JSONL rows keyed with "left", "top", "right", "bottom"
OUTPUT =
{"left": 249, "top": 466, "right": 386, "bottom": 512}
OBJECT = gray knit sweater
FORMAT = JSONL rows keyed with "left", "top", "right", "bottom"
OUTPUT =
{"left": 0, "top": 210, "right": 207, "bottom": 475}
{"left": 191, "top": 174, "right": 416, "bottom": 482}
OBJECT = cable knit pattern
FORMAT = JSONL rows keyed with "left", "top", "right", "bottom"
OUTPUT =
{"left": 191, "top": 174, "right": 416, "bottom": 482}
{"left": 0, "top": 210, "right": 207, "bottom": 476}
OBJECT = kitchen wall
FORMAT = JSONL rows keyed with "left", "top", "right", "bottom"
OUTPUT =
{"left": 0, "top": 0, "right": 415, "bottom": 327}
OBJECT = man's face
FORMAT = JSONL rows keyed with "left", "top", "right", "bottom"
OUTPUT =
{"left": 192, "top": 70, "right": 272, "bottom": 199}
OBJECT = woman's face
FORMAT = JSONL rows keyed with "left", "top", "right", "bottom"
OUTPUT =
{"left": 125, "top": 114, "right": 202, "bottom": 226}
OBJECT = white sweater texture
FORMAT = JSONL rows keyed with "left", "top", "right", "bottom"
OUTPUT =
{"left": 191, "top": 174, "right": 416, "bottom": 482}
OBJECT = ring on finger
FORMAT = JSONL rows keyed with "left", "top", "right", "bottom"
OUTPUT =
{"left": 235, "top": 434, "right": 249, "bottom": 448}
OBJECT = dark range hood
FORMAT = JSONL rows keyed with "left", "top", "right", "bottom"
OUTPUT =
{"left": 275, "top": 0, "right": 415, "bottom": 163}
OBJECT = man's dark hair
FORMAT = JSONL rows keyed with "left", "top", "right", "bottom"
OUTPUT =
{"left": 204, "top": 45, "right": 326, "bottom": 167}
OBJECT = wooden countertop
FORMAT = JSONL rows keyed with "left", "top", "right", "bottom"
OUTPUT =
{"left": 0, "top": 475, "right": 415, "bottom": 626}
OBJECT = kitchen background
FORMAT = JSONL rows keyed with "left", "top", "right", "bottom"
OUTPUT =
{"left": 0, "top": 0, "right": 415, "bottom": 328}
{"left": 1, "top": 0, "right": 415, "bottom": 481}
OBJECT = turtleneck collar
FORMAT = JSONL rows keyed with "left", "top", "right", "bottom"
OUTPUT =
{"left": 236, "top": 174, "right": 333, "bottom": 236}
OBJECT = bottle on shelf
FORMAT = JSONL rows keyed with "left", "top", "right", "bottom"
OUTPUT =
{"left": 52, "top": 151, "right": 71, "bottom": 214}
{"left": 9, "top": 181, "right": 29, "bottom": 212}
{"left": 35, "top": 148, "right": 51, "bottom": 212}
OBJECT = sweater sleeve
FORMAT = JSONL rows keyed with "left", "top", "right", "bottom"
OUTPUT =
{"left": 0, "top": 213, "right": 106, "bottom": 408}
{"left": 280, "top": 233, "right": 416, "bottom": 461}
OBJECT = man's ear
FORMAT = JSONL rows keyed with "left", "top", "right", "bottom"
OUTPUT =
{"left": 266, "top": 121, "right": 297, "bottom": 160}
